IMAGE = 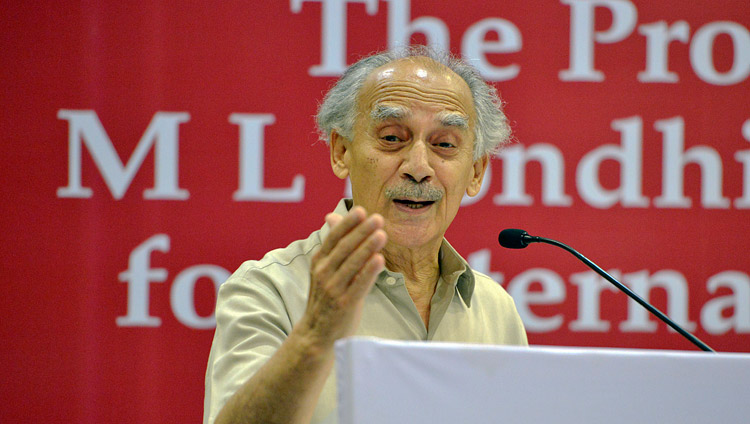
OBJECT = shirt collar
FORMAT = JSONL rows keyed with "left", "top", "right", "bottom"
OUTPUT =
{"left": 438, "top": 238, "right": 476, "bottom": 307}
{"left": 323, "top": 198, "right": 476, "bottom": 306}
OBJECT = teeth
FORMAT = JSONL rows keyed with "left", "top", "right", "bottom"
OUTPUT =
{"left": 395, "top": 199, "right": 431, "bottom": 209}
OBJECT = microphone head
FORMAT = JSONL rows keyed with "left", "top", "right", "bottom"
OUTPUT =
{"left": 498, "top": 229, "right": 529, "bottom": 249}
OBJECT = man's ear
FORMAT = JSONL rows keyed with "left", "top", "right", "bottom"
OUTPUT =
{"left": 330, "top": 130, "right": 350, "bottom": 180}
{"left": 466, "top": 154, "right": 489, "bottom": 197}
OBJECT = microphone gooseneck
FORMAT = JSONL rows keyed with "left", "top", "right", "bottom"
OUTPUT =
{"left": 498, "top": 229, "right": 715, "bottom": 352}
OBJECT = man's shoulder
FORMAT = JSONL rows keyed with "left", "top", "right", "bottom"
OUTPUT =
{"left": 467, "top": 268, "right": 513, "bottom": 302}
{"left": 230, "top": 199, "right": 347, "bottom": 280}
{"left": 234, "top": 228, "right": 323, "bottom": 280}
{"left": 214, "top": 228, "right": 324, "bottom": 320}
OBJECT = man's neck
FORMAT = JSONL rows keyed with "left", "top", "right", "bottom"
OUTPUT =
{"left": 382, "top": 241, "right": 441, "bottom": 284}
{"left": 382, "top": 241, "right": 442, "bottom": 329}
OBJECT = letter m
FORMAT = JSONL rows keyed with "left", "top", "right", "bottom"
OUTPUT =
{"left": 57, "top": 110, "right": 190, "bottom": 200}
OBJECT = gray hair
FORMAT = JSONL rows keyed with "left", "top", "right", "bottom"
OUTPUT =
{"left": 316, "top": 46, "right": 511, "bottom": 159}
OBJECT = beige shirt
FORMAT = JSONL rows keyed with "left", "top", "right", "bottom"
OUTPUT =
{"left": 204, "top": 199, "right": 527, "bottom": 424}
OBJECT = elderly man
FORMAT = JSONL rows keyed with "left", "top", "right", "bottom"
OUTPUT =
{"left": 204, "top": 47, "right": 527, "bottom": 424}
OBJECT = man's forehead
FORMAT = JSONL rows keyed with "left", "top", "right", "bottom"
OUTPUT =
{"left": 363, "top": 57, "right": 468, "bottom": 95}
{"left": 370, "top": 56, "right": 455, "bottom": 80}
{"left": 357, "top": 57, "right": 476, "bottom": 121}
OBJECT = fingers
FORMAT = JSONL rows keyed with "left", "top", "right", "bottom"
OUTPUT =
{"left": 303, "top": 206, "right": 388, "bottom": 343}
{"left": 325, "top": 213, "right": 384, "bottom": 275}
{"left": 313, "top": 206, "right": 387, "bottom": 295}
{"left": 319, "top": 206, "right": 367, "bottom": 256}
{"left": 331, "top": 226, "right": 386, "bottom": 291}
{"left": 348, "top": 250, "right": 385, "bottom": 300}
{"left": 324, "top": 213, "right": 343, "bottom": 232}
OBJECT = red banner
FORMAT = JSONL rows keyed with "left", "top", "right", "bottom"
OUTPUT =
{"left": 2, "top": 1, "right": 749, "bottom": 422}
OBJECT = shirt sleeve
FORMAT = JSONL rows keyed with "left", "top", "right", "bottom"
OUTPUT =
{"left": 203, "top": 262, "right": 295, "bottom": 424}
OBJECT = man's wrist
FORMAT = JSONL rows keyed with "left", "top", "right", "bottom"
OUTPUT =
{"left": 288, "top": 318, "right": 337, "bottom": 364}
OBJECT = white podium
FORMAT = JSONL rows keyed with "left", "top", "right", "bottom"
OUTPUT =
{"left": 335, "top": 338, "right": 750, "bottom": 424}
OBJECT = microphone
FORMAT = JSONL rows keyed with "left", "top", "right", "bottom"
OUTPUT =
{"left": 498, "top": 229, "right": 715, "bottom": 352}
{"left": 498, "top": 229, "right": 536, "bottom": 249}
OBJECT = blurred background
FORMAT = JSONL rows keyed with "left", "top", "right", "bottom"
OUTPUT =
{"left": 2, "top": 1, "right": 749, "bottom": 422}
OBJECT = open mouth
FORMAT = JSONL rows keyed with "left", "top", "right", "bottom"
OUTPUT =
{"left": 393, "top": 199, "right": 435, "bottom": 209}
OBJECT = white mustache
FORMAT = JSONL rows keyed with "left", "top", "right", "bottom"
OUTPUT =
{"left": 385, "top": 183, "right": 443, "bottom": 202}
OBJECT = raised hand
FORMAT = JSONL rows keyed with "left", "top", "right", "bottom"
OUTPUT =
{"left": 300, "top": 206, "right": 388, "bottom": 345}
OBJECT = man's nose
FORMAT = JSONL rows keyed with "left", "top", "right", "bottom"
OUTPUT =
{"left": 400, "top": 140, "right": 434, "bottom": 184}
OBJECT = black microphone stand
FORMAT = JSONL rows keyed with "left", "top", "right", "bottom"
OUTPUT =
{"left": 513, "top": 231, "right": 715, "bottom": 352}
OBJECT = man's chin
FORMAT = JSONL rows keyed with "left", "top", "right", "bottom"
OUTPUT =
{"left": 384, "top": 222, "right": 442, "bottom": 250}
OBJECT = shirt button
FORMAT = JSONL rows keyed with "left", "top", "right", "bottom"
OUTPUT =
{"left": 385, "top": 277, "right": 396, "bottom": 286}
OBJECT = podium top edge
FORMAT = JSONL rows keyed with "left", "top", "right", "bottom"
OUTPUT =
{"left": 335, "top": 336, "right": 750, "bottom": 359}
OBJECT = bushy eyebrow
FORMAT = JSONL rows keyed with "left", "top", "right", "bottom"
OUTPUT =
{"left": 437, "top": 112, "right": 469, "bottom": 130}
{"left": 371, "top": 104, "right": 408, "bottom": 122}
{"left": 370, "top": 104, "right": 469, "bottom": 130}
